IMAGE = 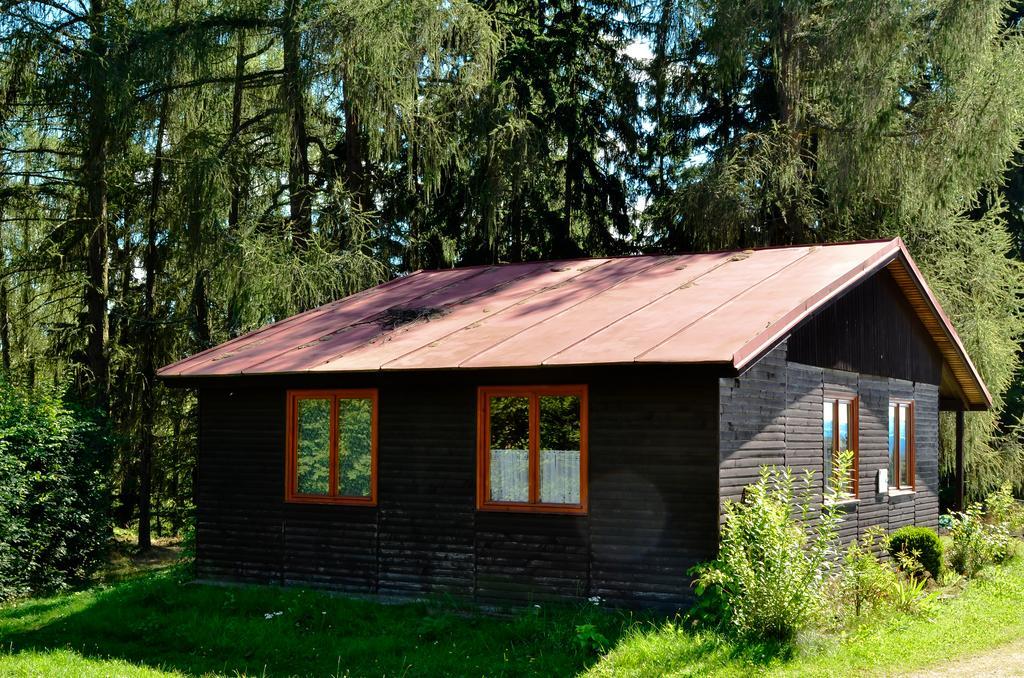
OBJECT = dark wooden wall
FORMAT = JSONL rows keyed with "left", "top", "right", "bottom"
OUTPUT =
{"left": 720, "top": 340, "right": 941, "bottom": 539}
{"left": 786, "top": 269, "right": 943, "bottom": 385}
{"left": 195, "top": 366, "right": 719, "bottom": 609}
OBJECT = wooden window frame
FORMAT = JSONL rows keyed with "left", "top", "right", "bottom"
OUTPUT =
{"left": 285, "top": 388, "right": 379, "bottom": 506}
{"left": 823, "top": 392, "right": 859, "bottom": 498}
{"left": 889, "top": 399, "right": 916, "bottom": 491}
{"left": 476, "top": 385, "right": 589, "bottom": 515}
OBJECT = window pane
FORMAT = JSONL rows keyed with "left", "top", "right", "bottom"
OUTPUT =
{"left": 899, "top": 404, "right": 910, "bottom": 486}
{"left": 837, "top": 401, "right": 854, "bottom": 494}
{"left": 888, "top": 404, "right": 897, "bottom": 486}
{"left": 539, "top": 395, "right": 581, "bottom": 504}
{"left": 296, "top": 398, "right": 331, "bottom": 495}
{"left": 837, "top": 401, "right": 851, "bottom": 454}
{"left": 338, "top": 397, "right": 373, "bottom": 498}
{"left": 489, "top": 396, "right": 529, "bottom": 503}
{"left": 822, "top": 401, "right": 834, "bottom": 480}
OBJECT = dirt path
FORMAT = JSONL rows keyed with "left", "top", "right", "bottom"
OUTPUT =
{"left": 904, "top": 640, "right": 1024, "bottom": 677}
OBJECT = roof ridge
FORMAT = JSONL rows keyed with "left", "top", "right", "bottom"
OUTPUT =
{"left": 411, "top": 238, "right": 900, "bottom": 273}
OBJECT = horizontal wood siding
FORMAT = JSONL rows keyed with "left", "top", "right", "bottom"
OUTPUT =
{"left": 378, "top": 383, "right": 475, "bottom": 597}
{"left": 720, "top": 340, "right": 941, "bottom": 542}
{"left": 195, "top": 366, "right": 718, "bottom": 609}
{"left": 589, "top": 378, "right": 719, "bottom": 607}
{"left": 196, "top": 389, "right": 284, "bottom": 584}
{"left": 719, "top": 343, "right": 787, "bottom": 505}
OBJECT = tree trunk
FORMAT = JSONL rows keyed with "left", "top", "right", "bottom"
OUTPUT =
{"left": 775, "top": 7, "right": 805, "bottom": 244}
{"left": 556, "top": 0, "right": 581, "bottom": 259}
{"left": 0, "top": 218, "right": 9, "bottom": 374}
{"left": 648, "top": 0, "right": 673, "bottom": 197}
{"left": 224, "top": 32, "right": 248, "bottom": 339}
{"left": 84, "top": 0, "right": 110, "bottom": 412}
{"left": 283, "top": 0, "right": 312, "bottom": 246}
{"left": 138, "top": 92, "right": 170, "bottom": 551}
{"left": 342, "top": 93, "right": 366, "bottom": 214}
{"left": 228, "top": 31, "right": 246, "bottom": 234}
{"left": 192, "top": 269, "right": 211, "bottom": 350}
{"left": 0, "top": 277, "right": 9, "bottom": 374}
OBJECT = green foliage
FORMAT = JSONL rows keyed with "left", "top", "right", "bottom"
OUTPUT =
{"left": 826, "top": 449, "right": 856, "bottom": 501}
{"left": 839, "top": 527, "right": 899, "bottom": 619}
{"left": 662, "top": 0, "right": 1024, "bottom": 492}
{"left": 948, "top": 483, "right": 1023, "bottom": 577}
{"left": 889, "top": 573, "right": 934, "bottom": 616}
{"left": 948, "top": 504, "right": 1012, "bottom": 577}
{"left": 985, "top": 482, "right": 1024, "bottom": 534}
{"left": 574, "top": 623, "right": 610, "bottom": 655}
{"left": 337, "top": 397, "right": 372, "bottom": 497}
{"left": 692, "top": 466, "right": 841, "bottom": 640}
{"left": 0, "top": 567, "right": 628, "bottom": 677}
{"left": 0, "top": 379, "right": 110, "bottom": 601}
{"left": 6, "top": 550, "right": 1024, "bottom": 677}
{"left": 887, "top": 527, "right": 944, "bottom": 580}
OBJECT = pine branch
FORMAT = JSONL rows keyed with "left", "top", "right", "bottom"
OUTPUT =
{"left": 136, "top": 69, "right": 284, "bottom": 101}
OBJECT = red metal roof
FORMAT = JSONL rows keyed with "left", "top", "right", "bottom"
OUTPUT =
{"left": 158, "top": 238, "right": 991, "bottom": 409}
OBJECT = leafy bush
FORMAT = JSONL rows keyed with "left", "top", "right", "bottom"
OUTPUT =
{"left": 839, "top": 527, "right": 898, "bottom": 618}
{"left": 985, "top": 483, "right": 1024, "bottom": 535}
{"left": 574, "top": 623, "right": 610, "bottom": 654}
{"left": 692, "top": 465, "right": 842, "bottom": 641}
{"left": 0, "top": 379, "right": 110, "bottom": 600}
{"left": 947, "top": 504, "right": 1011, "bottom": 577}
{"left": 947, "top": 484, "right": 1023, "bottom": 578}
{"left": 889, "top": 574, "right": 935, "bottom": 614}
{"left": 887, "top": 527, "right": 943, "bottom": 579}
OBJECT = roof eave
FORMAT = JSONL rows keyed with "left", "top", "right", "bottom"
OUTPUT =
{"left": 732, "top": 238, "right": 991, "bottom": 411}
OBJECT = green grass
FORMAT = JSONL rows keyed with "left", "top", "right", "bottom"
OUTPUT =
{"left": 590, "top": 556, "right": 1024, "bottom": 677}
{"left": 3, "top": 557, "right": 1024, "bottom": 677}
{"left": 0, "top": 567, "right": 631, "bottom": 677}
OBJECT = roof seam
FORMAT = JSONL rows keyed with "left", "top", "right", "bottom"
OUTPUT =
{"left": 633, "top": 247, "right": 818, "bottom": 362}
{"left": 313, "top": 260, "right": 602, "bottom": 371}
{"left": 238, "top": 265, "right": 503, "bottom": 374}
{"left": 451, "top": 257, "right": 667, "bottom": 369}
{"left": 157, "top": 270, "right": 425, "bottom": 376}
{"left": 540, "top": 252, "right": 737, "bottom": 365}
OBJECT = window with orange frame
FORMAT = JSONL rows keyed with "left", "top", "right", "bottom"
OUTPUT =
{"left": 286, "top": 389, "right": 378, "bottom": 505}
{"left": 477, "top": 385, "right": 588, "bottom": 515}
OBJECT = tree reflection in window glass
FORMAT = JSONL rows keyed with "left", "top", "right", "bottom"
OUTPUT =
{"left": 488, "top": 396, "right": 529, "bottom": 502}
{"left": 338, "top": 397, "right": 373, "bottom": 497}
{"left": 899, "top": 403, "right": 910, "bottom": 487}
{"left": 297, "top": 398, "right": 331, "bottom": 495}
{"left": 539, "top": 395, "right": 581, "bottom": 504}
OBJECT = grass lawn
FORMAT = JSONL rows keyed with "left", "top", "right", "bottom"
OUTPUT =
{"left": 2, "top": 554, "right": 1024, "bottom": 677}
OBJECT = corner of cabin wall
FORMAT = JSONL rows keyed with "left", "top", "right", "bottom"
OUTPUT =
{"left": 717, "top": 341, "right": 789, "bottom": 520}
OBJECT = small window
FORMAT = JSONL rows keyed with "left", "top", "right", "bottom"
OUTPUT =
{"left": 286, "top": 389, "right": 377, "bottom": 505}
{"left": 823, "top": 395, "right": 858, "bottom": 498}
{"left": 889, "top": 401, "right": 914, "bottom": 490}
{"left": 477, "top": 385, "right": 588, "bottom": 514}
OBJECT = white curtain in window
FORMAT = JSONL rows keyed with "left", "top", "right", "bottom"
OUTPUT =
{"left": 489, "top": 449, "right": 529, "bottom": 502}
{"left": 540, "top": 450, "right": 580, "bottom": 504}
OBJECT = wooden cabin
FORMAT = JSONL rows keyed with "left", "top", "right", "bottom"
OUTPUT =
{"left": 159, "top": 238, "right": 989, "bottom": 609}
